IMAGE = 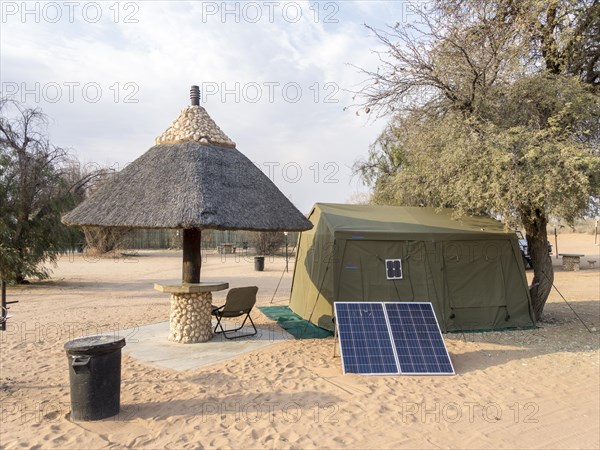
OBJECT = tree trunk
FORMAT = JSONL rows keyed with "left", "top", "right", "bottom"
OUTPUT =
{"left": 521, "top": 209, "right": 554, "bottom": 321}
{"left": 13, "top": 149, "right": 30, "bottom": 284}
{"left": 540, "top": 1, "right": 562, "bottom": 75}
{"left": 14, "top": 245, "right": 26, "bottom": 284}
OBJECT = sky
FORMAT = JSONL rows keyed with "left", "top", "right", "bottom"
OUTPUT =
{"left": 0, "top": 1, "right": 422, "bottom": 213}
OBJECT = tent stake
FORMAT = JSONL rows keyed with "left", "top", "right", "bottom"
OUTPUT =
{"left": 1, "top": 280, "right": 6, "bottom": 332}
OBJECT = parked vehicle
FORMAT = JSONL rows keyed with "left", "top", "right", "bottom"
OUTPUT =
{"left": 515, "top": 230, "right": 552, "bottom": 269}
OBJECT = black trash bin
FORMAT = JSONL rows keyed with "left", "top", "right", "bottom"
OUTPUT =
{"left": 254, "top": 256, "right": 265, "bottom": 271}
{"left": 64, "top": 335, "right": 126, "bottom": 421}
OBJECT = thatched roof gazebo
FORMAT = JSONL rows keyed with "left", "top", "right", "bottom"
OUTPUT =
{"left": 63, "top": 86, "right": 313, "bottom": 343}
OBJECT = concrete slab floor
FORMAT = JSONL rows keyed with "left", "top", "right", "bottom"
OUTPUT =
{"left": 119, "top": 320, "right": 293, "bottom": 371}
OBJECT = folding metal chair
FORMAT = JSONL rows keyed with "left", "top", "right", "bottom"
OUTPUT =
{"left": 211, "top": 286, "right": 258, "bottom": 339}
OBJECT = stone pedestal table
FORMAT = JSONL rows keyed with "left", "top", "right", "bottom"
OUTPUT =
{"left": 559, "top": 254, "right": 585, "bottom": 272}
{"left": 154, "top": 282, "right": 229, "bottom": 343}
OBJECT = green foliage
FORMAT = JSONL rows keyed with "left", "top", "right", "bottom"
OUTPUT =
{"left": 0, "top": 100, "right": 81, "bottom": 283}
{"left": 365, "top": 74, "right": 599, "bottom": 226}
{"left": 355, "top": 0, "right": 600, "bottom": 320}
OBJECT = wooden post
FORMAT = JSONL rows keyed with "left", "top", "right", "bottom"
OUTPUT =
{"left": 554, "top": 227, "right": 559, "bottom": 260}
{"left": 182, "top": 228, "right": 202, "bottom": 283}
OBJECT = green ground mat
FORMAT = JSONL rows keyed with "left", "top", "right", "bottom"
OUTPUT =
{"left": 258, "top": 306, "right": 333, "bottom": 339}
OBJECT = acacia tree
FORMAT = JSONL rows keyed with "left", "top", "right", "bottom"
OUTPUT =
{"left": 0, "top": 100, "right": 90, "bottom": 283}
{"left": 355, "top": 0, "right": 599, "bottom": 320}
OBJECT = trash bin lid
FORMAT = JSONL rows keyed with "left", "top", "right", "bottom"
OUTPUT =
{"left": 64, "top": 335, "right": 126, "bottom": 354}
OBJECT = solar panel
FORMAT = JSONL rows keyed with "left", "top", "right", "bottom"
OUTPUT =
{"left": 385, "top": 259, "right": 403, "bottom": 279}
{"left": 334, "top": 302, "right": 454, "bottom": 375}
{"left": 385, "top": 303, "right": 454, "bottom": 375}
{"left": 334, "top": 303, "right": 398, "bottom": 375}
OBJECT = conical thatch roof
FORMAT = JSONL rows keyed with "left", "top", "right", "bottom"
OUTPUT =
{"left": 63, "top": 93, "right": 312, "bottom": 232}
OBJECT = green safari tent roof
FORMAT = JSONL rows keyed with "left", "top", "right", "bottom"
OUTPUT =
{"left": 311, "top": 203, "right": 510, "bottom": 240}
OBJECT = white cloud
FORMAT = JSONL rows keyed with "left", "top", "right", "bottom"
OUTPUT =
{"left": 0, "top": 0, "right": 404, "bottom": 212}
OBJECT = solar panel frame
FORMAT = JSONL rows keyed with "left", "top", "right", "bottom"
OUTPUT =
{"left": 334, "top": 301, "right": 455, "bottom": 376}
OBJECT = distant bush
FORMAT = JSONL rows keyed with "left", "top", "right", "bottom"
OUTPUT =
{"left": 250, "top": 231, "right": 285, "bottom": 256}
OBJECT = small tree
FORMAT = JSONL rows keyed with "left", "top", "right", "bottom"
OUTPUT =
{"left": 250, "top": 231, "right": 286, "bottom": 256}
{"left": 0, "top": 100, "right": 86, "bottom": 282}
{"left": 81, "top": 226, "right": 131, "bottom": 256}
{"left": 62, "top": 160, "right": 125, "bottom": 255}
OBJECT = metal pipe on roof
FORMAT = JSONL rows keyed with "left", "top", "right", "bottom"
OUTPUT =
{"left": 190, "top": 85, "right": 200, "bottom": 106}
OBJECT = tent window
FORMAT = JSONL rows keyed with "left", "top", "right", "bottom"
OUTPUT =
{"left": 385, "top": 259, "right": 403, "bottom": 280}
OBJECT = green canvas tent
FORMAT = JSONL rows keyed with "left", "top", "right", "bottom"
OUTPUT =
{"left": 289, "top": 203, "right": 535, "bottom": 332}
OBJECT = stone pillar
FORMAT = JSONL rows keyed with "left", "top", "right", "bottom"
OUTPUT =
{"left": 154, "top": 282, "right": 228, "bottom": 344}
{"left": 168, "top": 292, "right": 213, "bottom": 343}
{"left": 562, "top": 256, "right": 580, "bottom": 271}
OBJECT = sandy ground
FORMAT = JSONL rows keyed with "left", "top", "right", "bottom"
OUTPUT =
{"left": 0, "top": 233, "right": 598, "bottom": 449}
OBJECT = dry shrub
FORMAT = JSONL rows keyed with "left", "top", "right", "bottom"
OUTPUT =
{"left": 82, "top": 226, "right": 130, "bottom": 256}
